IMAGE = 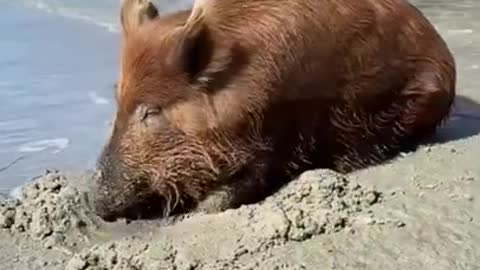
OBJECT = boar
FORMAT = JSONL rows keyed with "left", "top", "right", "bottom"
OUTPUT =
{"left": 92, "top": 0, "right": 455, "bottom": 221}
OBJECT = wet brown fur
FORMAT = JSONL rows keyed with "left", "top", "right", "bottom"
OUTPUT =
{"left": 92, "top": 0, "right": 456, "bottom": 221}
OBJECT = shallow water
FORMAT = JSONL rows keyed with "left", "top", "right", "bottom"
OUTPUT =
{"left": 0, "top": 2, "right": 117, "bottom": 190}
{"left": 0, "top": 0, "right": 479, "bottom": 192}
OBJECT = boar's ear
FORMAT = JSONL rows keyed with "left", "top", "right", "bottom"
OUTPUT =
{"left": 120, "top": 0, "right": 159, "bottom": 37}
{"left": 166, "top": 6, "right": 232, "bottom": 85}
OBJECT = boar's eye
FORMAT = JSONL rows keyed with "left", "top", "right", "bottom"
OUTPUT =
{"left": 135, "top": 105, "right": 167, "bottom": 130}
{"left": 138, "top": 105, "right": 162, "bottom": 122}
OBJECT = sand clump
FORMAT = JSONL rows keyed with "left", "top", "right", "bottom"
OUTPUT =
{"left": 0, "top": 171, "right": 96, "bottom": 250}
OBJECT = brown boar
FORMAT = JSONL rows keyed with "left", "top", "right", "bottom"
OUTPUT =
{"left": 92, "top": 0, "right": 456, "bottom": 221}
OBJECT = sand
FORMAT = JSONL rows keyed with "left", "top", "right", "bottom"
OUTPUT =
{"left": 1, "top": 126, "right": 480, "bottom": 270}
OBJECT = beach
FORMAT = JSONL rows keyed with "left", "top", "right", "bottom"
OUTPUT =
{"left": 0, "top": 0, "right": 480, "bottom": 269}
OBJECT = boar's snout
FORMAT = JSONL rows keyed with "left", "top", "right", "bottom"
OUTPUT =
{"left": 90, "top": 151, "right": 162, "bottom": 222}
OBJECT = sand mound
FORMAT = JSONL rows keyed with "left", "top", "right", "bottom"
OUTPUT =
{"left": 63, "top": 170, "right": 385, "bottom": 270}
{"left": 0, "top": 171, "right": 96, "bottom": 250}
{"left": 0, "top": 169, "right": 386, "bottom": 269}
